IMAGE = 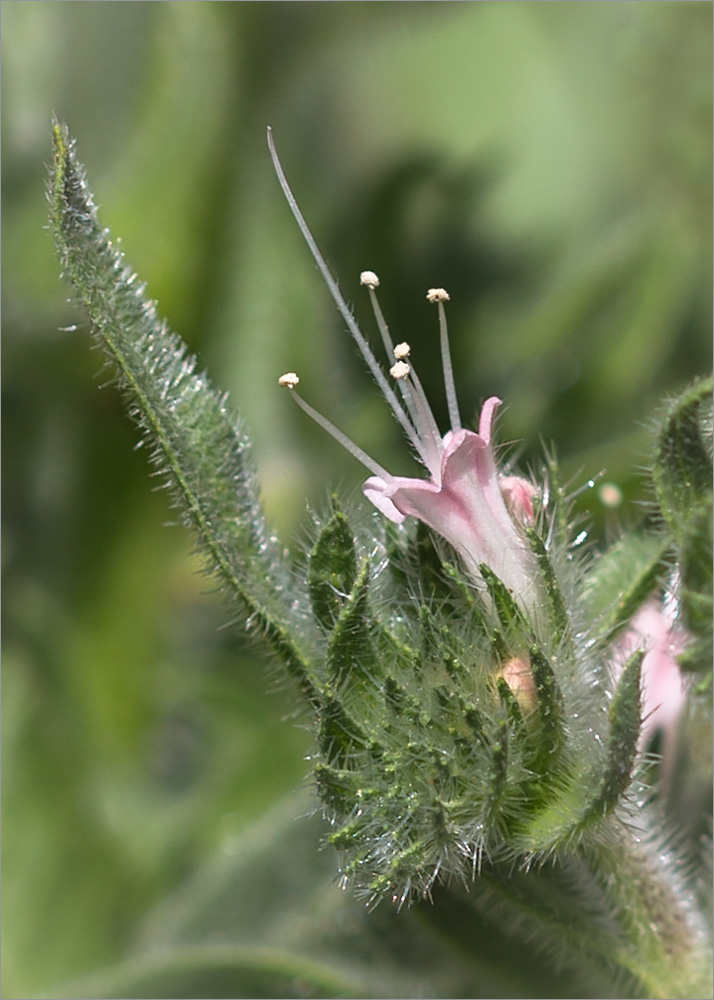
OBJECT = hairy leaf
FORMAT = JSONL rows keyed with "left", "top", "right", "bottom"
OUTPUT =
{"left": 49, "top": 122, "right": 322, "bottom": 703}
{"left": 582, "top": 533, "right": 671, "bottom": 644}
{"left": 308, "top": 499, "right": 358, "bottom": 630}
{"left": 652, "top": 375, "right": 713, "bottom": 542}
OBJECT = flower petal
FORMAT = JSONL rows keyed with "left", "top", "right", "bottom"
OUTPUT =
{"left": 500, "top": 476, "right": 538, "bottom": 523}
{"left": 363, "top": 399, "right": 539, "bottom": 611}
{"left": 362, "top": 476, "right": 409, "bottom": 524}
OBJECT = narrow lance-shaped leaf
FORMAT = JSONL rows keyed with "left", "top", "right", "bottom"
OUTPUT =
{"left": 582, "top": 532, "right": 672, "bottom": 646}
{"left": 515, "top": 650, "right": 643, "bottom": 856}
{"left": 677, "top": 494, "right": 713, "bottom": 686}
{"left": 581, "top": 648, "right": 644, "bottom": 824}
{"left": 308, "top": 499, "right": 357, "bottom": 630}
{"left": 49, "top": 122, "right": 322, "bottom": 704}
{"left": 652, "top": 375, "right": 713, "bottom": 541}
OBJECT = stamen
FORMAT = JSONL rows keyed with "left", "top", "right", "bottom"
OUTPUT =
{"left": 361, "top": 283, "right": 434, "bottom": 468}
{"left": 389, "top": 360, "right": 411, "bottom": 380}
{"left": 267, "top": 128, "right": 427, "bottom": 464}
{"left": 398, "top": 365, "right": 444, "bottom": 479}
{"left": 427, "top": 288, "right": 461, "bottom": 431}
{"left": 385, "top": 346, "right": 443, "bottom": 479}
{"left": 361, "top": 280, "right": 444, "bottom": 478}
{"left": 278, "top": 373, "right": 391, "bottom": 480}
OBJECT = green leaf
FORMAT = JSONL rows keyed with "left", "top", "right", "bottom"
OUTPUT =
{"left": 582, "top": 533, "right": 671, "bottom": 644}
{"left": 582, "top": 649, "right": 643, "bottom": 822}
{"left": 652, "top": 375, "right": 713, "bottom": 542}
{"left": 308, "top": 499, "right": 358, "bottom": 630}
{"left": 325, "top": 559, "right": 379, "bottom": 690}
{"left": 678, "top": 494, "right": 713, "bottom": 686}
{"left": 515, "top": 650, "right": 643, "bottom": 856}
{"left": 49, "top": 123, "right": 322, "bottom": 705}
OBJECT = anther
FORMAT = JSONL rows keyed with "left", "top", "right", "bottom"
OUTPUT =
{"left": 393, "top": 342, "right": 411, "bottom": 360}
{"left": 278, "top": 372, "right": 300, "bottom": 389}
{"left": 359, "top": 270, "right": 380, "bottom": 289}
{"left": 390, "top": 361, "right": 411, "bottom": 380}
{"left": 426, "top": 288, "right": 450, "bottom": 303}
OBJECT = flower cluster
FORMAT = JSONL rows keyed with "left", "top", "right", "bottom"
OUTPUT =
{"left": 267, "top": 126, "right": 695, "bottom": 912}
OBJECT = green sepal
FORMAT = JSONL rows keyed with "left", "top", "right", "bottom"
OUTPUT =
{"left": 479, "top": 564, "right": 531, "bottom": 640}
{"left": 525, "top": 528, "right": 570, "bottom": 648}
{"left": 461, "top": 700, "right": 486, "bottom": 741}
{"left": 442, "top": 561, "right": 495, "bottom": 641}
{"left": 308, "top": 498, "right": 358, "bottom": 630}
{"left": 415, "top": 520, "right": 450, "bottom": 595}
{"left": 318, "top": 695, "right": 368, "bottom": 766}
{"left": 543, "top": 452, "right": 571, "bottom": 553}
{"left": 480, "top": 564, "right": 520, "bottom": 628}
{"left": 313, "top": 761, "right": 360, "bottom": 814}
{"left": 497, "top": 678, "right": 526, "bottom": 732}
{"left": 582, "top": 649, "right": 643, "bottom": 822}
{"left": 483, "top": 720, "right": 510, "bottom": 832}
{"left": 367, "top": 840, "right": 428, "bottom": 899}
{"left": 383, "top": 676, "right": 421, "bottom": 724}
{"left": 515, "top": 650, "right": 643, "bottom": 855}
{"left": 652, "top": 375, "right": 713, "bottom": 543}
{"left": 328, "top": 815, "right": 373, "bottom": 852}
{"left": 325, "top": 560, "right": 376, "bottom": 688}
{"left": 384, "top": 519, "right": 410, "bottom": 593}
{"left": 529, "top": 645, "right": 565, "bottom": 773}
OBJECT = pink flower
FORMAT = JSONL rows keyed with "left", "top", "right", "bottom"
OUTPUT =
{"left": 612, "top": 597, "right": 688, "bottom": 752}
{"left": 269, "top": 134, "right": 539, "bottom": 610}
{"left": 278, "top": 277, "right": 539, "bottom": 611}
{"left": 363, "top": 396, "right": 540, "bottom": 607}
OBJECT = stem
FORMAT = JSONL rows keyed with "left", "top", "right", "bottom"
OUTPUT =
{"left": 587, "top": 831, "right": 713, "bottom": 1000}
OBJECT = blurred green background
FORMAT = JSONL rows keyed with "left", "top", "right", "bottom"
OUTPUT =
{"left": 2, "top": 3, "right": 711, "bottom": 997}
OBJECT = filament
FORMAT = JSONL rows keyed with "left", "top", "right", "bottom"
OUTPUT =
{"left": 438, "top": 300, "right": 461, "bottom": 431}
{"left": 267, "top": 128, "right": 430, "bottom": 465}
{"left": 284, "top": 385, "right": 391, "bottom": 480}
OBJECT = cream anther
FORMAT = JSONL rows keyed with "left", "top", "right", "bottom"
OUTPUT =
{"left": 426, "top": 288, "right": 450, "bottom": 303}
{"left": 359, "top": 270, "right": 380, "bottom": 288}
{"left": 393, "top": 342, "right": 411, "bottom": 360}
{"left": 278, "top": 372, "right": 300, "bottom": 389}
{"left": 390, "top": 361, "right": 411, "bottom": 380}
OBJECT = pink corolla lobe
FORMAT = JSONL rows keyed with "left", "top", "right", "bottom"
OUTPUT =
{"left": 363, "top": 396, "right": 540, "bottom": 607}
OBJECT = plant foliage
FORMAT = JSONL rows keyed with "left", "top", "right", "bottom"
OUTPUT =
{"left": 49, "top": 122, "right": 712, "bottom": 1000}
